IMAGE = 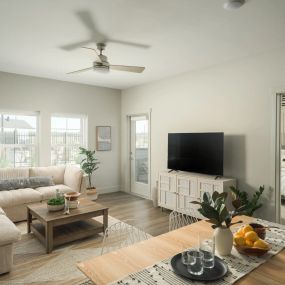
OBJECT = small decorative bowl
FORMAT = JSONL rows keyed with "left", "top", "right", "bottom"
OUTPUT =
{"left": 47, "top": 204, "right": 65, "bottom": 212}
{"left": 64, "top": 192, "right": 81, "bottom": 201}
{"left": 234, "top": 243, "right": 270, "bottom": 257}
{"left": 249, "top": 223, "right": 266, "bottom": 240}
{"left": 66, "top": 199, "right": 80, "bottom": 209}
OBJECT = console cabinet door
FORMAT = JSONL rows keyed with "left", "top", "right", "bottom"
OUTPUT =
{"left": 159, "top": 173, "right": 176, "bottom": 193}
{"left": 158, "top": 173, "right": 177, "bottom": 209}
{"left": 198, "top": 179, "right": 223, "bottom": 200}
{"left": 160, "top": 191, "right": 176, "bottom": 210}
{"left": 177, "top": 195, "right": 197, "bottom": 211}
{"left": 177, "top": 176, "right": 197, "bottom": 198}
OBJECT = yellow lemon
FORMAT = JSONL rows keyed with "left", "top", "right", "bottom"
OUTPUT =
{"left": 242, "top": 225, "right": 253, "bottom": 235}
{"left": 244, "top": 231, "right": 259, "bottom": 242}
{"left": 234, "top": 236, "right": 245, "bottom": 246}
{"left": 245, "top": 239, "right": 254, "bottom": 247}
{"left": 253, "top": 239, "right": 269, "bottom": 249}
{"left": 236, "top": 227, "right": 244, "bottom": 237}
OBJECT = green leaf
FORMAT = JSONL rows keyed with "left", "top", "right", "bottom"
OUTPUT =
{"left": 218, "top": 192, "right": 228, "bottom": 201}
{"left": 206, "top": 218, "right": 219, "bottom": 225}
{"left": 232, "top": 199, "right": 241, "bottom": 209}
{"left": 219, "top": 205, "right": 229, "bottom": 223}
{"left": 212, "top": 191, "right": 219, "bottom": 202}
{"left": 191, "top": 201, "right": 202, "bottom": 205}
{"left": 203, "top": 192, "right": 212, "bottom": 204}
{"left": 214, "top": 196, "right": 224, "bottom": 212}
{"left": 199, "top": 203, "right": 220, "bottom": 222}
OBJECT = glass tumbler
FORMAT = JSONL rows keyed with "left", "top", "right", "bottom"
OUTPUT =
{"left": 187, "top": 250, "right": 204, "bottom": 275}
{"left": 181, "top": 250, "right": 189, "bottom": 265}
{"left": 199, "top": 234, "right": 215, "bottom": 269}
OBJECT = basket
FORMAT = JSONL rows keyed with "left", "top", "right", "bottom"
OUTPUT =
{"left": 234, "top": 243, "right": 270, "bottom": 257}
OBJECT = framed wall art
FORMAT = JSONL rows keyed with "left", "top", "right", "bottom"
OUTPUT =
{"left": 96, "top": 126, "right": 111, "bottom": 151}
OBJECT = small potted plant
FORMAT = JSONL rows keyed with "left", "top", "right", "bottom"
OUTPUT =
{"left": 47, "top": 197, "right": 65, "bottom": 212}
{"left": 79, "top": 147, "right": 100, "bottom": 192}
{"left": 192, "top": 191, "right": 242, "bottom": 255}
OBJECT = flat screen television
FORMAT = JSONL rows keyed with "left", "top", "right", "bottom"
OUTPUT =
{"left": 168, "top": 132, "right": 224, "bottom": 176}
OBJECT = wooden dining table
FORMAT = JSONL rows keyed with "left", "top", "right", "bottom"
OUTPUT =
{"left": 77, "top": 216, "right": 285, "bottom": 285}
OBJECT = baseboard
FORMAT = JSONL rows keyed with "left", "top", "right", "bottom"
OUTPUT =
{"left": 96, "top": 185, "right": 121, "bottom": 194}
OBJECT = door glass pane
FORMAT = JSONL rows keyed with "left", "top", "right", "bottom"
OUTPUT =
{"left": 135, "top": 119, "right": 148, "bottom": 184}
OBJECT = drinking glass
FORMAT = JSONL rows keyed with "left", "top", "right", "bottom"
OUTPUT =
{"left": 187, "top": 250, "right": 204, "bottom": 275}
{"left": 181, "top": 250, "right": 189, "bottom": 265}
{"left": 199, "top": 234, "right": 215, "bottom": 269}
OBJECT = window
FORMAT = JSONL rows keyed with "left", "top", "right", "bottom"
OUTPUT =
{"left": 51, "top": 115, "right": 87, "bottom": 165}
{"left": 0, "top": 113, "right": 38, "bottom": 167}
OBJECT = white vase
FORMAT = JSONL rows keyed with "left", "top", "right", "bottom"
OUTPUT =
{"left": 214, "top": 227, "right": 233, "bottom": 256}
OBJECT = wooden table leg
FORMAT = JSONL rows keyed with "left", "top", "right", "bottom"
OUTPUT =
{"left": 27, "top": 208, "right": 32, "bottom": 233}
{"left": 103, "top": 209, "right": 108, "bottom": 232}
{"left": 45, "top": 222, "right": 53, "bottom": 254}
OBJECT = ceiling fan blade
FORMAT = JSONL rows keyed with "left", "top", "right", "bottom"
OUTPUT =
{"left": 110, "top": 65, "right": 145, "bottom": 73}
{"left": 67, "top": 67, "right": 93, "bottom": 75}
{"left": 81, "top": 46, "right": 102, "bottom": 62}
{"left": 60, "top": 39, "right": 93, "bottom": 51}
{"left": 76, "top": 11, "right": 97, "bottom": 34}
{"left": 109, "top": 39, "right": 150, "bottom": 49}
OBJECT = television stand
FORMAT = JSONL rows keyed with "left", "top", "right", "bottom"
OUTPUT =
{"left": 158, "top": 170, "right": 236, "bottom": 220}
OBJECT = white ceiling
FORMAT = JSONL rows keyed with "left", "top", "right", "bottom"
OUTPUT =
{"left": 0, "top": 0, "right": 285, "bottom": 90}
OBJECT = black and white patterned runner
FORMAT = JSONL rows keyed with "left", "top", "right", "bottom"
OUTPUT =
{"left": 110, "top": 219, "right": 285, "bottom": 285}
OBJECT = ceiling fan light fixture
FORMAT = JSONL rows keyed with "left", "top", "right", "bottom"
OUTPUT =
{"left": 223, "top": 0, "right": 245, "bottom": 11}
{"left": 93, "top": 64, "right": 110, "bottom": 73}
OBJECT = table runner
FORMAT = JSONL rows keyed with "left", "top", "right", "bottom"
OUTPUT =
{"left": 109, "top": 219, "right": 285, "bottom": 285}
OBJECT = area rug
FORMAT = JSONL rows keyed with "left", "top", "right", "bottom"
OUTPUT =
{"left": 0, "top": 216, "right": 149, "bottom": 285}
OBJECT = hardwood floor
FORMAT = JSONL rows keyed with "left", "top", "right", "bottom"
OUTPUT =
{"left": 97, "top": 191, "right": 171, "bottom": 236}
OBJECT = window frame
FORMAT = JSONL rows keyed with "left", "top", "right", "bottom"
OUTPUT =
{"left": 0, "top": 110, "right": 39, "bottom": 168}
{"left": 50, "top": 113, "right": 88, "bottom": 166}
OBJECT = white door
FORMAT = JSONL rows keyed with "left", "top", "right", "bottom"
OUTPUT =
{"left": 130, "top": 115, "right": 150, "bottom": 198}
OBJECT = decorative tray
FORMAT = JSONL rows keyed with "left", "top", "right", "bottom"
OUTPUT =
{"left": 170, "top": 253, "right": 228, "bottom": 281}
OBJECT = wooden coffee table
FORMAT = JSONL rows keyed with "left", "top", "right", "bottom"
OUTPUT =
{"left": 27, "top": 198, "right": 108, "bottom": 253}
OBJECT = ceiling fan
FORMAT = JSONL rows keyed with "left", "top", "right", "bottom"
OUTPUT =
{"left": 67, "top": 43, "right": 145, "bottom": 75}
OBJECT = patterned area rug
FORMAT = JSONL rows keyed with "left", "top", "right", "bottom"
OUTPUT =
{"left": 0, "top": 216, "right": 142, "bottom": 285}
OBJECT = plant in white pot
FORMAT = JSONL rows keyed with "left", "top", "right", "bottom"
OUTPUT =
{"left": 79, "top": 147, "right": 100, "bottom": 191}
{"left": 192, "top": 191, "right": 242, "bottom": 256}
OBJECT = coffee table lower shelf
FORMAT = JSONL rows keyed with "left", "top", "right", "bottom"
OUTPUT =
{"left": 31, "top": 219, "right": 104, "bottom": 251}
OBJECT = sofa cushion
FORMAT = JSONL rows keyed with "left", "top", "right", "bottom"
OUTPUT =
{"left": 64, "top": 165, "right": 83, "bottom": 192}
{"left": 0, "top": 214, "right": 21, "bottom": 246}
{"left": 35, "top": 184, "right": 72, "bottom": 200}
{"left": 0, "top": 168, "right": 29, "bottom": 180}
{"left": 0, "top": 188, "right": 42, "bottom": 208}
{"left": 30, "top": 166, "right": 65, "bottom": 185}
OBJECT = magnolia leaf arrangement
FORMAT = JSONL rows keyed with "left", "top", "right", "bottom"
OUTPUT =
{"left": 192, "top": 191, "right": 242, "bottom": 229}
{"left": 230, "top": 185, "right": 265, "bottom": 217}
{"left": 79, "top": 147, "right": 100, "bottom": 189}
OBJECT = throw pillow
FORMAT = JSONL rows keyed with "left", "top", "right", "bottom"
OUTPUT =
{"left": 29, "top": 176, "right": 55, "bottom": 188}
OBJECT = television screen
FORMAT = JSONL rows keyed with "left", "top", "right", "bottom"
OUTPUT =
{"left": 168, "top": 132, "right": 224, "bottom": 176}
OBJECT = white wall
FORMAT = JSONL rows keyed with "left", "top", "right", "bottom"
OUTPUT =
{"left": 0, "top": 71, "right": 121, "bottom": 194}
{"left": 121, "top": 48, "right": 285, "bottom": 221}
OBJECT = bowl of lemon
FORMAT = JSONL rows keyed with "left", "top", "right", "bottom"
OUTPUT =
{"left": 233, "top": 224, "right": 270, "bottom": 257}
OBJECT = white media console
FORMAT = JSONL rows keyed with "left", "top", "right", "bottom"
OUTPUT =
{"left": 158, "top": 171, "right": 236, "bottom": 219}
